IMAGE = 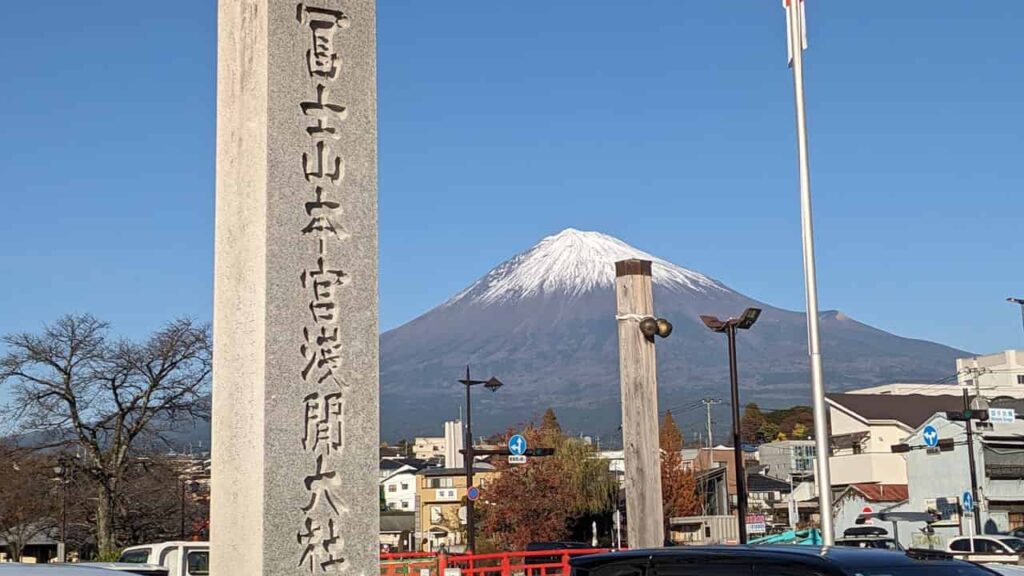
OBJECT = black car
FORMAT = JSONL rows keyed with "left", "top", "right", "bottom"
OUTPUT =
{"left": 569, "top": 546, "right": 996, "bottom": 576}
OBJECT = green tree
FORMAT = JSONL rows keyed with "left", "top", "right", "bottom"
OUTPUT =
{"left": 480, "top": 413, "right": 616, "bottom": 550}
{"left": 740, "top": 403, "right": 766, "bottom": 443}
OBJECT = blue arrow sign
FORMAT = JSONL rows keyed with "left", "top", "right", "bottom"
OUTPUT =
{"left": 922, "top": 425, "right": 939, "bottom": 448}
{"left": 963, "top": 492, "right": 974, "bottom": 514}
{"left": 508, "top": 434, "right": 527, "bottom": 456}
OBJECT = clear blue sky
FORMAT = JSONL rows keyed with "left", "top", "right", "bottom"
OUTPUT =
{"left": 1, "top": 1, "right": 1022, "bottom": 357}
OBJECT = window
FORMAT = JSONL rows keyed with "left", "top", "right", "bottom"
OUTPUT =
{"left": 187, "top": 551, "right": 210, "bottom": 576}
{"left": 1018, "top": 375, "right": 1024, "bottom": 385}
{"left": 118, "top": 549, "right": 152, "bottom": 564}
{"left": 950, "top": 538, "right": 970, "bottom": 552}
{"left": 974, "top": 539, "right": 1000, "bottom": 554}
{"left": 401, "top": 501, "right": 409, "bottom": 509}
{"left": 427, "top": 477, "right": 454, "bottom": 489}
{"left": 388, "top": 484, "right": 397, "bottom": 492}
{"left": 1000, "top": 538, "right": 1024, "bottom": 552}
{"left": 401, "top": 483, "right": 409, "bottom": 490}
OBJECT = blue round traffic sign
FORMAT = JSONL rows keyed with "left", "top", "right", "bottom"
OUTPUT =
{"left": 508, "top": 434, "right": 527, "bottom": 456}
{"left": 922, "top": 425, "right": 939, "bottom": 448}
{"left": 963, "top": 492, "right": 974, "bottom": 513}
{"left": 467, "top": 486, "right": 480, "bottom": 501}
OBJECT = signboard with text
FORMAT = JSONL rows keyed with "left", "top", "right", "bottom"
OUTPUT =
{"left": 746, "top": 514, "right": 767, "bottom": 534}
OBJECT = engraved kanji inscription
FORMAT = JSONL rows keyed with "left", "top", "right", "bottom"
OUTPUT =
{"left": 301, "top": 84, "right": 348, "bottom": 139}
{"left": 303, "top": 391, "right": 345, "bottom": 454}
{"left": 296, "top": 4, "right": 350, "bottom": 80}
{"left": 301, "top": 454, "right": 344, "bottom": 514}
{"left": 303, "top": 141, "right": 344, "bottom": 184}
{"left": 297, "top": 516, "right": 346, "bottom": 572}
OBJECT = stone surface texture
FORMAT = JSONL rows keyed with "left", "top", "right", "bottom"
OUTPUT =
{"left": 212, "top": 1, "right": 378, "bottom": 575}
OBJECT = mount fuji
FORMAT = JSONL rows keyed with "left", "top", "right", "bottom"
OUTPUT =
{"left": 380, "top": 229, "right": 968, "bottom": 442}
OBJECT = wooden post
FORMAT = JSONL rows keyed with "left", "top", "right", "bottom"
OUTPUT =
{"left": 614, "top": 259, "right": 665, "bottom": 548}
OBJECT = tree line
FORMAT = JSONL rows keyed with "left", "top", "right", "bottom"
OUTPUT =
{"left": 475, "top": 408, "right": 701, "bottom": 550}
{"left": 0, "top": 314, "right": 211, "bottom": 560}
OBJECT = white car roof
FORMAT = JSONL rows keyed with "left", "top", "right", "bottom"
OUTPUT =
{"left": 0, "top": 566, "right": 125, "bottom": 574}
{"left": 77, "top": 563, "right": 168, "bottom": 573}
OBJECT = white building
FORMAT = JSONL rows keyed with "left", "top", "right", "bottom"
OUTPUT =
{"left": 758, "top": 440, "right": 816, "bottom": 482}
{"left": 443, "top": 420, "right": 464, "bottom": 469}
{"left": 380, "top": 459, "right": 423, "bottom": 511}
{"left": 413, "top": 437, "right": 445, "bottom": 461}
{"left": 827, "top": 393, "right": 964, "bottom": 486}
{"left": 957, "top": 350, "right": 1024, "bottom": 391}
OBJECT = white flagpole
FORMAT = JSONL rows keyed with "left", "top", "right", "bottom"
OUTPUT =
{"left": 785, "top": 0, "right": 835, "bottom": 546}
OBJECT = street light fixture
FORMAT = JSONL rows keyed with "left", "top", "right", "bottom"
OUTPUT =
{"left": 700, "top": 307, "right": 762, "bottom": 544}
{"left": 1007, "top": 298, "right": 1024, "bottom": 340}
{"left": 458, "top": 366, "right": 503, "bottom": 553}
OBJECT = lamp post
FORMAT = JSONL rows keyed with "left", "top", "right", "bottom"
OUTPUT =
{"left": 1008, "top": 298, "right": 1024, "bottom": 340}
{"left": 700, "top": 307, "right": 762, "bottom": 544}
{"left": 458, "top": 366, "right": 503, "bottom": 553}
{"left": 54, "top": 457, "right": 69, "bottom": 562}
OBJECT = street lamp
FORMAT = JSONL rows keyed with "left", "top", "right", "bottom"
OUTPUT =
{"left": 458, "top": 366, "right": 503, "bottom": 553}
{"left": 1007, "top": 298, "right": 1024, "bottom": 340}
{"left": 700, "top": 307, "right": 762, "bottom": 544}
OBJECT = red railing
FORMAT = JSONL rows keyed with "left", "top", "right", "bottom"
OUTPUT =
{"left": 381, "top": 549, "right": 611, "bottom": 576}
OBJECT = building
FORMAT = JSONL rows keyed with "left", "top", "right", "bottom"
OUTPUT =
{"left": 379, "top": 511, "right": 416, "bottom": 552}
{"left": 758, "top": 440, "right": 816, "bottom": 482}
{"left": 693, "top": 446, "right": 758, "bottom": 508}
{"left": 831, "top": 483, "right": 909, "bottom": 542}
{"left": 413, "top": 437, "right": 446, "bottom": 462}
{"left": 826, "top": 393, "right": 964, "bottom": 485}
{"left": 895, "top": 399, "right": 1024, "bottom": 549}
{"left": 746, "top": 472, "right": 793, "bottom": 526}
{"left": 381, "top": 458, "right": 426, "bottom": 512}
{"left": 415, "top": 466, "right": 498, "bottom": 552}
{"left": 957, "top": 350, "right": 1024, "bottom": 390}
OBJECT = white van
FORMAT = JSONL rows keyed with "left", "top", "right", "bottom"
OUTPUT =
{"left": 118, "top": 542, "right": 209, "bottom": 576}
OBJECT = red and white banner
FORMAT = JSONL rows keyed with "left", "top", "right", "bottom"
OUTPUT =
{"left": 784, "top": 0, "right": 808, "bottom": 66}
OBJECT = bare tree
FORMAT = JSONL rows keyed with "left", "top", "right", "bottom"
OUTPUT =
{"left": 0, "top": 444, "right": 58, "bottom": 562}
{"left": 0, "top": 314, "right": 211, "bottom": 557}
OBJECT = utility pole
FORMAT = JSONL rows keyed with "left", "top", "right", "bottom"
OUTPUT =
{"left": 963, "top": 388, "right": 983, "bottom": 534}
{"left": 702, "top": 398, "right": 721, "bottom": 449}
{"left": 614, "top": 259, "right": 666, "bottom": 548}
{"left": 783, "top": 0, "right": 834, "bottom": 545}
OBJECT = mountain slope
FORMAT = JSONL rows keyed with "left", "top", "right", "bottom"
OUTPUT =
{"left": 380, "top": 229, "right": 968, "bottom": 441}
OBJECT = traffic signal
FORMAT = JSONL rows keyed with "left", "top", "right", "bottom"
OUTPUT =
{"left": 945, "top": 410, "right": 989, "bottom": 422}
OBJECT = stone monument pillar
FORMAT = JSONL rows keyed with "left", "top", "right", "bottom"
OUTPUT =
{"left": 211, "top": 1, "right": 378, "bottom": 575}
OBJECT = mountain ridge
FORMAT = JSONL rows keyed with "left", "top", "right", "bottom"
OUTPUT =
{"left": 380, "top": 228, "right": 969, "bottom": 441}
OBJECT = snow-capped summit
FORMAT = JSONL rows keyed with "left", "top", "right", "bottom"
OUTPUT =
{"left": 449, "top": 228, "right": 726, "bottom": 305}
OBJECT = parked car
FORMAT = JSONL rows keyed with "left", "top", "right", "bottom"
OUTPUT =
{"left": 948, "top": 536, "right": 1024, "bottom": 564}
{"left": 0, "top": 567, "right": 126, "bottom": 575}
{"left": 75, "top": 563, "right": 168, "bottom": 575}
{"left": 835, "top": 526, "right": 901, "bottom": 550}
{"left": 117, "top": 542, "right": 209, "bottom": 576}
{"left": 570, "top": 545, "right": 994, "bottom": 576}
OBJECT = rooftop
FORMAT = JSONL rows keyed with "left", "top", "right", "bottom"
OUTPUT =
{"left": 847, "top": 483, "right": 910, "bottom": 503}
{"left": 827, "top": 393, "right": 966, "bottom": 429}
